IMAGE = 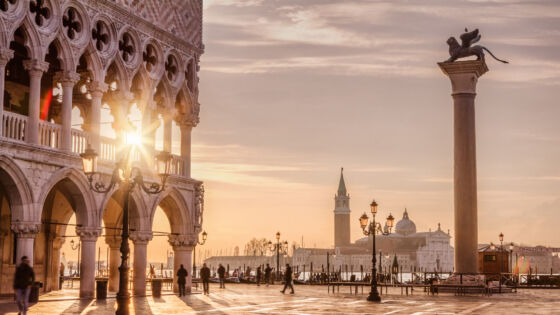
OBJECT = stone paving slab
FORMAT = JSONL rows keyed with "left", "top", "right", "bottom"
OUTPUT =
{"left": 0, "top": 284, "right": 559, "bottom": 314}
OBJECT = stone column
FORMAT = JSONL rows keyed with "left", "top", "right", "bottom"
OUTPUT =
{"left": 87, "top": 81, "right": 107, "bottom": 154}
{"left": 106, "top": 236, "right": 122, "bottom": 292}
{"left": 0, "top": 48, "right": 14, "bottom": 136}
{"left": 76, "top": 227, "right": 101, "bottom": 298}
{"left": 130, "top": 231, "right": 152, "bottom": 296}
{"left": 55, "top": 71, "right": 80, "bottom": 152}
{"left": 180, "top": 122, "right": 192, "bottom": 178}
{"left": 11, "top": 222, "right": 40, "bottom": 266}
{"left": 50, "top": 237, "right": 65, "bottom": 291}
{"left": 438, "top": 60, "right": 488, "bottom": 274}
{"left": 163, "top": 112, "right": 173, "bottom": 153}
{"left": 141, "top": 100, "right": 157, "bottom": 167}
{"left": 22, "top": 60, "right": 49, "bottom": 145}
{"left": 169, "top": 234, "right": 194, "bottom": 293}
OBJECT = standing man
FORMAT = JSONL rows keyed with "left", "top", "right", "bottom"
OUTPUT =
{"left": 217, "top": 264, "right": 226, "bottom": 289}
{"left": 264, "top": 264, "right": 272, "bottom": 286}
{"left": 177, "top": 264, "right": 188, "bottom": 297}
{"left": 13, "top": 256, "right": 35, "bottom": 315}
{"left": 59, "top": 262, "right": 65, "bottom": 290}
{"left": 200, "top": 263, "right": 211, "bottom": 295}
{"left": 256, "top": 266, "right": 262, "bottom": 286}
{"left": 280, "top": 264, "right": 294, "bottom": 294}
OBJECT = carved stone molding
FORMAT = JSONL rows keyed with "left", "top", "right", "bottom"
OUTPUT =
{"left": 0, "top": 48, "right": 14, "bottom": 66}
{"left": 168, "top": 233, "right": 196, "bottom": 250}
{"left": 105, "top": 236, "right": 122, "bottom": 249}
{"left": 76, "top": 226, "right": 102, "bottom": 242}
{"left": 22, "top": 59, "right": 50, "bottom": 75}
{"left": 130, "top": 231, "right": 153, "bottom": 245}
{"left": 11, "top": 221, "right": 41, "bottom": 238}
{"left": 55, "top": 70, "right": 81, "bottom": 86}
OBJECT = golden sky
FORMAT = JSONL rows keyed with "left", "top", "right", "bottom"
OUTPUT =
{"left": 191, "top": 0, "right": 560, "bottom": 256}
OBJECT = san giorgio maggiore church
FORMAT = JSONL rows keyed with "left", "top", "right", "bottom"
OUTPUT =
{"left": 294, "top": 169, "right": 454, "bottom": 273}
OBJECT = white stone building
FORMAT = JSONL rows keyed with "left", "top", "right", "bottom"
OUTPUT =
{"left": 0, "top": 0, "right": 204, "bottom": 297}
{"left": 295, "top": 170, "right": 455, "bottom": 274}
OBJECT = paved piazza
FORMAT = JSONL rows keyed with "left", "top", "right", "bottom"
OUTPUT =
{"left": 0, "top": 284, "right": 559, "bottom": 314}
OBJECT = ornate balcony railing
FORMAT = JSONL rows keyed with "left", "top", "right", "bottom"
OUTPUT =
{"left": 1, "top": 112, "right": 188, "bottom": 178}
{"left": 71, "top": 129, "right": 89, "bottom": 154}
{"left": 2, "top": 111, "right": 27, "bottom": 142}
{"left": 38, "top": 120, "right": 62, "bottom": 149}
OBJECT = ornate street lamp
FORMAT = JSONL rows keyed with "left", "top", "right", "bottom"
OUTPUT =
{"left": 268, "top": 232, "right": 288, "bottom": 280}
{"left": 508, "top": 242, "right": 514, "bottom": 273}
{"left": 69, "top": 239, "right": 81, "bottom": 277}
{"left": 499, "top": 233, "right": 505, "bottom": 293}
{"left": 359, "top": 199, "right": 394, "bottom": 302}
{"left": 81, "top": 137, "right": 172, "bottom": 315}
{"left": 192, "top": 231, "right": 207, "bottom": 278}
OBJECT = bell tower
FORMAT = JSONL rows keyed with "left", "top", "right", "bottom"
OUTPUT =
{"left": 334, "top": 168, "right": 351, "bottom": 247}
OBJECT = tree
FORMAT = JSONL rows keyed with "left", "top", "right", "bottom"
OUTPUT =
{"left": 244, "top": 238, "right": 269, "bottom": 256}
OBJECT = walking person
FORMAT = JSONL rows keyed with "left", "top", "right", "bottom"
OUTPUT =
{"left": 200, "top": 263, "right": 211, "bottom": 295}
{"left": 264, "top": 264, "right": 272, "bottom": 286}
{"left": 177, "top": 264, "right": 188, "bottom": 297}
{"left": 218, "top": 264, "right": 226, "bottom": 289}
{"left": 256, "top": 266, "right": 262, "bottom": 286}
{"left": 13, "top": 256, "right": 35, "bottom": 315}
{"left": 280, "top": 264, "right": 294, "bottom": 294}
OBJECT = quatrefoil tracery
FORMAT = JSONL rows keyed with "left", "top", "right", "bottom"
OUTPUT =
{"left": 143, "top": 44, "right": 157, "bottom": 72}
{"left": 30, "top": 0, "right": 50, "bottom": 27}
{"left": 0, "top": 0, "right": 16, "bottom": 12}
{"left": 92, "top": 21, "right": 109, "bottom": 51}
{"left": 165, "top": 55, "right": 177, "bottom": 81}
{"left": 62, "top": 7, "right": 81, "bottom": 40}
{"left": 119, "top": 33, "right": 134, "bottom": 62}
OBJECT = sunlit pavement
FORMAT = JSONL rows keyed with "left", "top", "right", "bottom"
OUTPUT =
{"left": 1, "top": 284, "right": 559, "bottom": 314}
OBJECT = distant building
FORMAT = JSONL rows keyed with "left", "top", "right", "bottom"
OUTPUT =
{"left": 334, "top": 168, "right": 351, "bottom": 247}
{"left": 293, "top": 169, "right": 455, "bottom": 274}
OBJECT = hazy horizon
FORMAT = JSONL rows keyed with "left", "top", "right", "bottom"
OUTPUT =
{"left": 63, "top": 0, "right": 560, "bottom": 264}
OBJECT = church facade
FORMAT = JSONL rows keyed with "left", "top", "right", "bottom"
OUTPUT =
{"left": 295, "top": 169, "right": 455, "bottom": 274}
{"left": 0, "top": 0, "right": 204, "bottom": 297}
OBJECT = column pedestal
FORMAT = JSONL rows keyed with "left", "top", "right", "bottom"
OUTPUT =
{"left": 131, "top": 232, "right": 152, "bottom": 296}
{"left": 22, "top": 60, "right": 49, "bottom": 145}
{"left": 11, "top": 222, "right": 40, "bottom": 267}
{"left": 169, "top": 235, "right": 194, "bottom": 294}
{"left": 438, "top": 60, "right": 488, "bottom": 274}
{"left": 106, "top": 237, "right": 122, "bottom": 292}
{"left": 77, "top": 227, "right": 101, "bottom": 298}
{"left": 55, "top": 71, "right": 80, "bottom": 152}
{"left": 0, "top": 49, "right": 14, "bottom": 136}
{"left": 87, "top": 81, "right": 107, "bottom": 154}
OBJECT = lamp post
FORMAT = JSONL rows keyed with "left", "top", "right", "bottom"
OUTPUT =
{"left": 192, "top": 231, "right": 208, "bottom": 279}
{"left": 80, "top": 138, "right": 172, "bottom": 315}
{"left": 268, "top": 232, "right": 288, "bottom": 280}
{"left": 70, "top": 239, "right": 81, "bottom": 277}
{"left": 359, "top": 200, "right": 395, "bottom": 302}
{"left": 508, "top": 242, "right": 514, "bottom": 273}
{"left": 499, "top": 232, "right": 504, "bottom": 293}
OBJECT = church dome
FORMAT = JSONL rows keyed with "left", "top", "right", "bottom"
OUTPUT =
{"left": 395, "top": 209, "right": 416, "bottom": 236}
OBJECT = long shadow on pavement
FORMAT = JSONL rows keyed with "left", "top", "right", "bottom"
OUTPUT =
{"left": 178, "top": 295, "right": 228, "bottom": 315}
{"left": 133, "top": 297, "right": 154, "bottom": 315}
{"left": 60, "top": 298, "right": 94, "bottom": 314}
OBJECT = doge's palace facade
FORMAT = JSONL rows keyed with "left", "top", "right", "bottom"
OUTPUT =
{"left": 0, "top": 0, "right": 204, "bottom": 297}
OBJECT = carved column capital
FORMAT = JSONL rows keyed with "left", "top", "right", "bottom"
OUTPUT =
{"left": 168, "top": 234, "right": 196, "bottom": 250}
{"left": 0, "top": 48, "right": 14, "bottom": 66}
{"left": 11, "top": 221, "right": 40, "bottom": 238}
{"left": 130, "top": 231, "right": 153, "bottom": 245}
{"left": 105, "top": 236, "right": 122, "bottom": 249}
{"left": 88, "top": 81, "right": 108, "bottom": 97}
{"left": 76, "top": 227, "right": 102, "bottom": 242}
{"left": 23, "top": 59, "right": 50, "bottom": 76}
{"left": 52, "top": 237, "right": 66, "bottom": 250}
{"left": 55, "top": 71, "right": 81, "bottom": 86}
